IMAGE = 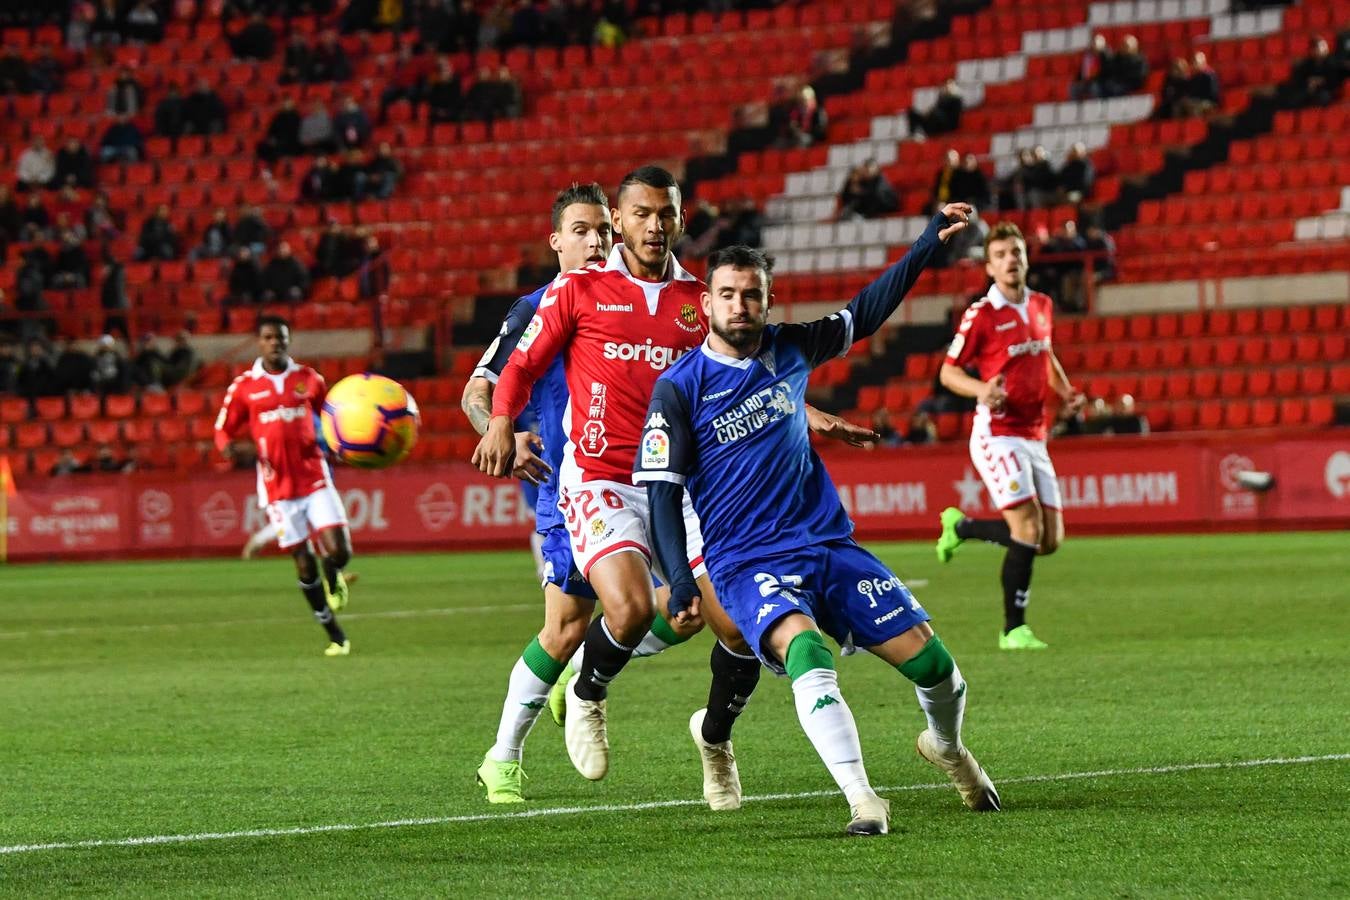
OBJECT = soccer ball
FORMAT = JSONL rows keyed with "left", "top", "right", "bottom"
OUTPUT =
{"left": 320, "top": 374, "right": 420, "bottom": 469}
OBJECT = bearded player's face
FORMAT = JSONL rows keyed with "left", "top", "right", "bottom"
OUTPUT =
{"left": 549, "top": 203, "right": 612, "bottom": 273}
{"left": 704, "top": 264, "right": 771, "bottom": 355}
{"left": 612, "top": 183, "right": 683, "bottom": 279}
{"left": 985, "top": 237, "right": 1027, "bottom": 294}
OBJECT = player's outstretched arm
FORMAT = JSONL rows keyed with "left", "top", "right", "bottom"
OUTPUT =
{"left": 646, "top": 481, "right": 700, "bottom": 625}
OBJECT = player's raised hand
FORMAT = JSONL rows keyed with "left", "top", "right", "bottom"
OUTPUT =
{"left": 979, "top": 373, "right": 1007, "bottom": 411}
{"left": 511, "top": 431, "right": 552, "bottom": 485}
{"left": 806, "top": 405, "right": 880, "bottom": 449}
{"left": 667, "top": 582, "right": 701, "bottom": 627}
{"left": 937, "top": 202, "right": 974, "bottom": 242}
{"left": 471, "top": 417, "right": 516, "bottom": 477}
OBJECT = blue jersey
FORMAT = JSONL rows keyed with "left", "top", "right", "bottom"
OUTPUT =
{"left": 635, "top": 213, "right": 947, "bottom": 583}
{"left": 474, "top": 278, "right": 569, "bottom": 532}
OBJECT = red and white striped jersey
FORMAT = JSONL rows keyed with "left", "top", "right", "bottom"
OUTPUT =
{"left": 945, "top": 286, "right": 1055, "bottom": 440}
{"left": 492, "top": 244, "right": 708, "bottom": 484}
{"left": 214, "top": 358, "right": 331, "bottom": 505}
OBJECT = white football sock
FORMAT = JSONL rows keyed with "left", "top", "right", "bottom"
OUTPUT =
{"left": 632, "top": 629, "right": 674, "bottom": 658}
{"left": 568, "top": 642, "right": 585, "bottom": 672}
{"left": 913, "top": 663, "right": 967, "bottom": 757}
{"left": 791, "top": 667, "right": 873, "bottom": 806}
{"left": 488, "top": 656, "right": 552, "bottom": 763}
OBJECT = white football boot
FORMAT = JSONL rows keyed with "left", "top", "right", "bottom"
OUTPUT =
{"left": 563, "top": 673, "right": 609, "bottom": 780}
{"left": 915, "top": 729, "right": 1001, "bottom": 812}
{"left": 688, "top": 709, "right": 742, "bottom": 811}
{"left": 845, "top": 792, "right": 890, "bottom": 836}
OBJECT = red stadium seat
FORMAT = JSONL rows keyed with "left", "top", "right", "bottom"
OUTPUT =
{"left": 1251, "top": 400, "right": 1278, "bottom": 428}
{"left": 1330, "top": 365, "right": 1350, "bottom": 394}
{"left": 1278, "top": 398, "right": 1307, "bottom": 426}
{"left": 1308, "top": 397, "right": 1334, "bottom": 426}
{"left": 69, "top": 394, "right": 101, "bottom": 420}
{"left": 141, "top": 393, "right": 172, "bottom": 417}
{"left": 105, "top": 395, "right": 136, "bottom": 419}
{"left": 52, "top": 421, "right": 85, "bottom": 448}
{"left": 87, "top": 420, "right": 120, "bottom": 444}
{"left": 1170, "top": 402, "right": 1198, "bottom": 431}
{"left": 13, "top": 423, "right": 47, "bottom": 450}
{"left": 123, "top": 419, "right": 154, "bottom": 442}
{"left": 34, "top": 397, "right": 66, "bottom": 420}
{"left": 1221, "top": 401, "right": 1250, "bottom": 429}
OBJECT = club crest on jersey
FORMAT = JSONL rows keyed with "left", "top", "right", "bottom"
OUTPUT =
{"left": 590, "top": 518, "right": 607, "bottom": 537}
{"left": 517, "top": 315, "right": 544, "bottom": 352}
{"left": 642, "top": 429, "right": 670, "bottom": 469}
{"left": 675, "top": 302, "right": 701, "bottom": 333}
{"left": 293, "top": 383, "right": 308, "bottom": 397}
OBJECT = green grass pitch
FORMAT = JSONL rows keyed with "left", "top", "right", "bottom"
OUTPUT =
{"left": 2, "top": 532, "right": 1347, "bottom": 897}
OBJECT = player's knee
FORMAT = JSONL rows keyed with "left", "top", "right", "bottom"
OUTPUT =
{"left": 543, "top": 615, "right": 589, "bottom": 656}
{"left": 1038, "top": 534, "right": 1060, "bottom": 556}
{"left": 292, "top": 549, "right": 319, "bottom": 582}
{"left": 606, "top": 600, "right": 656, "bottom": 643}
{"left": 325, "top": 542, "right": 351, "bottom": 569}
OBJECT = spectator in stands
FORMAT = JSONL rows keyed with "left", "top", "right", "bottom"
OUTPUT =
{"left": 301, "top": 155, "right": 338, "bottom": 201}
{"left": 191, "top": 207, "right": 234, "bottom": 260}
{"left": 65, "top": 1, "right": 96, "bottom": 52}
{"left": 313, "top": 219, "right": 348, "bottom": 277}
{"left": 715, "top": 198, "right": 765, "bottom": 251}
{"left": 1287, "top": 36, "right": 1346, "bottom": 107}
{"left": 53, "top": 137, "right": 96, "bottom": 189}
{"left": 929, "top": 148, "right": 961, "bottom": 211}
{"left": 20, "top": 193, "right": 51, "bottom": 241}
{"left": 99, "top": 114, "right": 146, "bottom": 163}
{"left": 90, "top": 333, "right": 131, "bottom": 395}
{"left": 230, "top": 13, "right": 277, "bottom": 60}
{"left": 257, "top": 97, "right": 302, "bottom": 161}
{"left": 426, "top": 59, "right": 463, "bottom": 123}
{"left": 155, "top": 84, "right": 187, "bottom": 137}
{"left": 310, "top": 31, "right": 353, "bottom": 82}
{"left": 100, "top": 252, "right": 129, "bottom": 338}
{"left": 85, "top": 191, "right": 121, "bottom": 240}
{"left": 51, "top": 231, "right": 92, "bottom": 289}
{"left": 869, "top": 408, "right": 902, "bottom": 447}
{"left": 51, "top": 448, "right": 91, "bottom": 476}
{"left": 299, "top": 99, "right": 337, "bottom": 154}
{"left": 52, "top": 337, "right": 94, "bottom": 393}
{"left": 16, "top": 338, "right": 57, "bottom": 397}
{"left": 379, "top": 43, "right": 433, "bottom": 123}
{"left": 496, "top": 65, "right": 524, "bottom": 118}
{"left": 0, "top": 186, "right": 20, "bottom": 242}
{"left": 953, "top": 152, "right": 991, "bottom": 209}
{"left": 1083, "top": 224, "right": 1117, "bottom": 283}
{"left": 936, "top": 206, "right": 987, "bottom": 268}
{"left": 0, "top": 341, "right": 21, "bottom": 393}
{"left": 838, "top": 158, "right": 898, "bottom": 220}
{"left": 909, "top": 79, "right": 963, "bottom": 137}
{"left": 0, "top": 48, "right": 29, "bottom": 94}
{"left": 51, "top": 186, "right": 86, "bottom": 232}
{"left": 281, "top": 33, "right": 312, "bottom": 84}
{"left": 356, "top": 234, "right": 390, "bottom": 298}
{"left": 558, "top": 0, "right": 596, "bottom": 47}
{"left": 594, "top": 7, "right": 625, "bottom": 48}
{"left": 131, "top": 332, "right": 168, "bottom": 389}
{"left": 125, "top": 0, "right": 163, "bottom": 43}
{"left": 337, "top": 148, "right": 373, "bottom": 200}
{"left": 27, "top": 46, "right": 65, "bottom": 94}
{"left": 1057, "top": 142, "right": 1094, "bottom": 203}
{"left": 1039, "top": 220, "right": 1088, "bottom": 311}
{"left": 364, "top": 142, "right": 402, "bottom": 199}
{"left": 226, "top": 246, "right": 265, "bottom": 305}
{"left": 1071, "top": 32, "right": 1112, "bottom": 101}
{"left": 136, "top": 204, "right": 180, "bottom": 260}
{"left": 785, "top": 85, "right": 828, "bottom": 147}
{"left": 1022, "top": 145, "right": 1057, "bottom": 208}
{"left": 1158, "top": 57, "right": 1191, "bottom": 118}
{"left": 90, "top": 0, "right": 124, "bottom": 48}
{"left": 1184, "top": 51, "right": 1220, "bottom": 116}
{"left": 184, "top": 78, "right": 228, "bottom": 135}
{"left": 262, "top": 241, "right": 311, "bottom": 302}
{"left": 164, "top": 329, "right": 201, "bottom": 386}
{"left": 1109, "top": 34, "right": 1148, "bottom": 95}
{"left": 333, "top": 95, "right": 372, "bottom": 149}
{"left": 16, "top": 136, "right": 55, "bottom": 192}
{"left": 232, "top": 204, "right": 271, "bottom": 256}
{"left": 904, "top": 409, "right": 937, "bottom": 445}
{"left": 106, "top": 66, "right": 145, "bottom": 116}
{"left": 340, "top": 0, "right": 380, "bottom": 34}
{"left": 96, "top": 443, "right": 134, "bottom": 472}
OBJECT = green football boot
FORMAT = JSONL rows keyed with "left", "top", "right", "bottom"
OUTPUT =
{"left": 547, "top": 662, "right": 575, "bottom": 727}
{"left": 998, "top": 625, "right": 1048, "bottom": 650}
{"left": 935, "top": 507, "right": 966, "bottom": 563}
{"left": 475, "top": 754, "right": 526, "bottom": 804}
{"left": 325, "top": 571, "right": 351, "bottom": 612}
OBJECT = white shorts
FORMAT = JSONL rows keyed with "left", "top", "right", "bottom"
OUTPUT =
{"left": 267, "top": 485, "right": 349, "bottom": 550}
{"left": 558, "top": 458, "right": 706, "bottom": 582}
{"left": 969, "top": 418, "right": 1062, "bottom": 512}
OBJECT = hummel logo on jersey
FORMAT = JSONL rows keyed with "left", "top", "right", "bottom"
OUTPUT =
{"left": 995, "top": 320, "right": 1018, "bottom": 332}
{"left": 810, "top": 695, "right": 839, "bottom": 714}
{"left": 755, "top": 602, "right": 778, "bottom": 624}
{"left": 597, "top": 302, "right": 632, "bottom": 312}
{"left": 645, "top": 412, "right": 669, "bottom": 429}
{"left": 249, "top": 391, "right": 271, "bottom": 400}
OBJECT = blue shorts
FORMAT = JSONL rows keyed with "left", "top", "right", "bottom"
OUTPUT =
{"left": 539, "top": 525, "right": 599, "bottom": 601}
{"left": 710, "top": 538, "right": 930, "bottom": 674}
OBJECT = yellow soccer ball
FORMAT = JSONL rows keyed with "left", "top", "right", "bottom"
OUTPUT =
{"left": 320, "top": 374, "right": 420, "bottom": 469}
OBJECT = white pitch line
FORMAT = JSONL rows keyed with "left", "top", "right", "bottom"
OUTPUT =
{"left": 0, "top": 604, "right": 538, "bottom": 640}
{"left": 2, "top": 753, "right": 1344, "bottom": 857}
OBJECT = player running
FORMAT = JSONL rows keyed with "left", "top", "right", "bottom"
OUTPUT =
{"left": 463, "top": 183, "right": 705, "bottom": 804}
{"left": 214, "top": 315, "right": 354, "bottom": 656}
{"left": 637, "top": 209, "right": 1000, "bottom": 836}
{"left": 934, "top": 222, "right": 1085, "bottom": 650}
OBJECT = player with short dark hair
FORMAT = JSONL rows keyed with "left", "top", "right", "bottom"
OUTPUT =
{"left": 214, "top": 316, "right": 354, "bottom": 655}
{"left": 935, "top": 222, "right": 1086, "bottom": 650}
{"left": 637, "top": 204, "right": 1001, "bottom": 836}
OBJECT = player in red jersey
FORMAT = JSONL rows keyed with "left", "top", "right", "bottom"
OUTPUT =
{"left": 934, "top": 222, "right": 1085, "bottom": 650}
{"left": 214, "top": 315, "right": 354, "bottom": 656}
{"left": 472, "top": 166, "right": 765, "bottom": 789}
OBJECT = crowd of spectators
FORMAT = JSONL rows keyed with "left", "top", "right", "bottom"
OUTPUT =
{"left": 1157, "top": 51, "right": 1220, "bottom": 118}
{"left": 0, "top": 330, "right": 200, "bottom": 400}
{"left": 1071, "top": 33, "right": 1149, "bottom": 101}
{"left": 1282, "top": 35, "right": 1348, "bottom": 107}
{"left": 837, "top": 158, "right": 898, "bottom": 221}
{"left": 908, "top": 79, "right": 964, "bottom": 138}
{"left": 769, "top": 85, "right": 828, "bottom": 149}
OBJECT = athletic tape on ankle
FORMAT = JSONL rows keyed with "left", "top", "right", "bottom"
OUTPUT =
{"left": 521, "top": 636, "right": 566, "bottom": 684}
{"left": 897, "top": 635, "right": 955, "bottom": 688}
{"left": 785, "top": 630, "right": 834, "bottom": 681}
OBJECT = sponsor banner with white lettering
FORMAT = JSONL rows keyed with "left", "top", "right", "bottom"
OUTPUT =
{"left": 3, "top": 435, "right": 1346, "bottom": 560}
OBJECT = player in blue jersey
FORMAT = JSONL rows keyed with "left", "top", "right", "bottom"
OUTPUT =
{"left": 636, "top": 204, "right": 1001, "bottom": 836}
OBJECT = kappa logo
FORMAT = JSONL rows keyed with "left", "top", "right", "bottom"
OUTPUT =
{"left": 646, "top": 412, "right": 669, "bottom": 429}
{"left": 702, "top": 388, "right": 734, "bottom": 402}
{"left": 521, "top": 699, "right": 546, "bottom": 710}
{"left": 810, "top": 695, "right": 839, "bottom": 714}
{"left": 755, "top": 602, "right": 778, "bottom": 624}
